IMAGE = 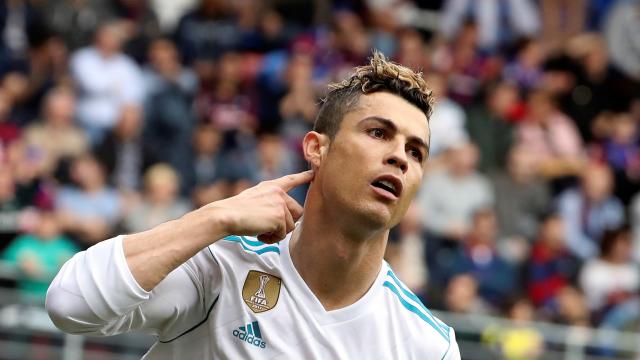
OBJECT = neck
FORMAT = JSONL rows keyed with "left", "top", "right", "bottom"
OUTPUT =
{"left": 289, "top": 188, "right": 387, "bottom": 311}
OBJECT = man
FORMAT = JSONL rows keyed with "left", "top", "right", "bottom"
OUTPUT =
{"left": 46, "top": 53, "right": 460, "bottom": 359}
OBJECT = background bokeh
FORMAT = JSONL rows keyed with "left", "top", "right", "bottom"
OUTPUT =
{"left": 0, "top": 0, "right": 639, "bottom": 359}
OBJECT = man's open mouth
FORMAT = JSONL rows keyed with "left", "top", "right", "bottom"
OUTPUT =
{"left": 371, "top": 176, "right": 402, "bottom": 198}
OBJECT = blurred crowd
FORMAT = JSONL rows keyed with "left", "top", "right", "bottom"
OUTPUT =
{"left": 0, "top": 0, "right": 639, "bottom": 357}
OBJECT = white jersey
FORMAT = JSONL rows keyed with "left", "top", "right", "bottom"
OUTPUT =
{"left": 46, "top": 233, "right": 460, "bottom": 359}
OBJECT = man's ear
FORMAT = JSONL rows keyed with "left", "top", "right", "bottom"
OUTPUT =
{"left": 302, "top": 131, "right": 330, "bottom": 171}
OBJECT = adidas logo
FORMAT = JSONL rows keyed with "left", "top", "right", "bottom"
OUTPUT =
{"left": 232, "top": 321, "right": 267, "bottom": 349}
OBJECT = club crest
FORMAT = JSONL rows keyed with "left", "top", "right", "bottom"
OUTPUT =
{"left": 242, "top": 270, "right": 281, "bottom": 313}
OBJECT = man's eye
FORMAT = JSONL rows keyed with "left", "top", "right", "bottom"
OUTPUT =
{"left": 409, "top": 148, "right": 423, "bottom": 162}
{"left": 369, "top": 128, "right": 385, "bottom": 139}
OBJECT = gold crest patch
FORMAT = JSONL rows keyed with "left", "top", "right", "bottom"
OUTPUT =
{"left": 242, "top": 270, "right": 281, "bottom": 313}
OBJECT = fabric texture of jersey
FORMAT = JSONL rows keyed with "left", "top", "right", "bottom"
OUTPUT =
{"left": 46, "top": 231, "right": 460, "bottom": 359}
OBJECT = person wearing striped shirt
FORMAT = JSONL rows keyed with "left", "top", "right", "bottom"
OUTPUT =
{"left": 46, "top": 52, "right": 460, "bottom": 359}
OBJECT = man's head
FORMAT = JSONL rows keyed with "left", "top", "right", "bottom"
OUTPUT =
{"left": 43, "top": 87, "right": 75, "bottom": 126}
{"left": 580, "top": 162, "right": 614, "bottom": 203}
{"left": 303, "top": 52, "right": 433, "bottom": 234}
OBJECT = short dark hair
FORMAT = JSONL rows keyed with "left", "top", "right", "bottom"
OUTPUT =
{"left": 313, "top": 51, "right": 434, "bottom": 139}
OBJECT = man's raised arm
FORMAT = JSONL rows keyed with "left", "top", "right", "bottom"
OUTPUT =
{"left": 45, "top": 170, "right": 312, "bottom": 336}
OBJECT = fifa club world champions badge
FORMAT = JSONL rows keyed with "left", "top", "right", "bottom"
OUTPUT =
{"left": 242, "top": 270, "right": 282, "bottom": 313}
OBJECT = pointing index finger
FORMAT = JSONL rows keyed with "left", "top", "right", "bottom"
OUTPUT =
{"left": 271, "top": 170, "right": 315, "bottom": 192}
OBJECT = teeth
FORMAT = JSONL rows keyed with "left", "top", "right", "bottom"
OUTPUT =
{"left": 379, "top": 180, "right": 396, "bottom": 192}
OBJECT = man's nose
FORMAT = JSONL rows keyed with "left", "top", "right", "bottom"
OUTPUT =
{"left": 385, "top": 144, "right": 408, "bottom": 173}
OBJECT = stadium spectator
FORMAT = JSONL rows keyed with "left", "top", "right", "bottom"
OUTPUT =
{"left": 492, "top": 145, "right": 551, "bottom": 242}
{"left": 517, "top": 89, "right": 585, "bottom": 180}
{"left": 384, "top": 202, "right": 428, "bottom": 294}
{"left": 188, "top": 122, "right": 228, "bottom": 205}
{"left": 173, "top": 0, "right": 242, "bottom": 65}
{"left": 195, "top": 51, "right": 256, "bottom": 134}
{"left": 443, "top": 273, "right": 490, "bottom": 315}
{"left": 70, "top": 21, "right": 144, "bottom": 145}
{"left": 502, "top": 37, "right": 545, "bottom": 91}
{"left": 548, "top": 286, "right": 591, "bottom": 326}
{"left": 579, "top": 227, "right": 639, "bottom": 320}
{"left": 23, "top": 87, "right": 88, "bottom": 176}
{"left": 111, "top": 0, "right": 161, "bottom": 64}
{"left": 439, "top": 0, "right": 540, "bottom": 52}
{"left": 604, "top": 0, "right": 640, "bottom": 82}
{"left": 1, "top": 209, "right": 77, "bottom": 301}
{"left": 556, "top": 162, "right": 625, "bottom": 259}
{"left": 589, "top": 112, "right": 640, "bottom": 204}
{"left": 122, "top": 163, "right": 190, "bottom": 233}
{"left": 424, "top": 71, "right": 468, "bottom": 158}
{"left": 394, "top": 29, "right": 431, "bottom": 76}
{"left": 0, "top": 166, "right": 35, "bottom": 249}
{"left": 0, "top": 0, "right": 44, "bottom": 69}
{"left": 445, "top": 208, "right": 516, "bottom": 308}
{"left": 465, "top": 80, "right": 519, "bottom": 172}
{"left": 143, "top": 38, "right": 197, "bottom": 180}
{"left": 55, "top": 153, "right": 121, "bottom": 245}
{"left": 95, "top": 104, "right": 157, "bottom": 193}
{"left": 433, "top": 20, "right": 498, "bottom": 106}
{"left": 539, "top": 0, "right": 586, "bottom": 52}
{"left": 526, "top": 214, "right": 580, "bottom": 307}
{"left": 278, "top": 52, "right": 319, "bottom": 144}
{"left": 44, "top": 0, "right": 113, "bottom": 50}
{"left": 419, "top": 141, "right": 494, "bottom": 242}
{"left": 566, "top": 33, "right": 638, "bottom": 142}
{"left": 482, "top": 298, "right": 544, "bottom": 360}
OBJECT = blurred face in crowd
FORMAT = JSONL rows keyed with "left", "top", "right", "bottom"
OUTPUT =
{"left": 539, "top": 216, "right": 565, "bottom": 250}
{"left": 149, "top": 39, "right": 180, "bottom": 76}
{"left": 556, "top": 286, "right": 589, "bottom": 325}
{"left": 397, "top": 30, "right": 428, "bottom": 72}
{"left": 0, "top": 168, "right": 15, "bottom": 201}
{"left": 449, "top": 142, "right": 479, "bottom": 176}
{"left": 35, "top": 212, "right": 62, "bottom": 240}
{"left": 527, "top": 90, "right": 556, "bottom": 123}
{"left": 509, "top": 299, "right": 535, "bottom": 322}
{"left": 115, "top": 104, "right": 143, "bottom": 140}
{"left": 193, "top": 124, "right": 222, "bottom": 156}
{"left": 44, "top": 89, "right": 75, "bottom": 126}
{"left": 581, "top": 163, "right": 613, "bottom": 203}
{"left": 257, "top": 134, "right": 284, "bottom": 169}
{"left": 71, "top": 155, "right": 106, "bottom": 191}
{"left": 145, "top": 165, "right": 179, "bottom": 205}
{"left": 570, "top": 34, "right": 608, "bottom": 76}
{"left": 285, "top": 54, "right": 313, "bottom": 88}
{"left": 95, "top": 23, "right": 125, "bottom": 56}
{"left": 507, "top": 145, "right": 538, "bottom": 182}
{"left": 217, "top": 52, "right": 243, "bottom": 84}
{"left": 0, "top": 89, "right": 11, "bottom": 121}
{"left": 518, "top": 40, "right": 544, "bottom": 69}
{"left": 445, "top": 274, "right": 479, "bottom": 313}
{"left": 488, "top": 82, "right": 518, "bottom": 117}
{"left": 306, "top": 92, "right": 429, "bottom": 232}
{"left": 424, "top": 72, "right": 447, "bottom": 101}
{"left": 610, "top": 113, "right": 637, "bottom": 144}
{"left": 470, "top": 209, "right": 497, "bottom": 244}
{"left": 606, "top": 230, "right": 633, "bottom": 264}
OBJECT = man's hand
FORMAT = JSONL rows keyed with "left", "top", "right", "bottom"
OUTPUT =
{"left": 210, "top": 170, "right": 314, "bottom": 243}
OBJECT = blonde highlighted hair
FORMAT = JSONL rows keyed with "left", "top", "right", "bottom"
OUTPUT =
{"left": 314, "top": 51, "right": 434, "bottom": 138}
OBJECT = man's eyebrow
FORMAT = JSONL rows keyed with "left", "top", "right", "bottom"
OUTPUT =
{"left": 359, "top": 116, "right": 430, "bottom": 154}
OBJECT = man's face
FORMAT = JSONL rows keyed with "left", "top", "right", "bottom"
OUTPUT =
{"left": 316, "top": 92, "right": 429, "bottom": 230}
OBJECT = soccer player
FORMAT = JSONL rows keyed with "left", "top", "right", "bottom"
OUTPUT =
{"left": 46, "top": 52, "right": 461, "bottom": 359}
